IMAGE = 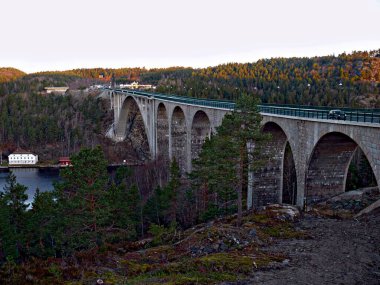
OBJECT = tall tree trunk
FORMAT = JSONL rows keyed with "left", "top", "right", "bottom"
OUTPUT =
{"left": 237, "top": 146, "right": 244, "bottom": 226}
{"left": 236, "top": 183, "right": 242, "bottom": 226}
{"left": 246, "top": 140, "right": 255, "bottom": 210}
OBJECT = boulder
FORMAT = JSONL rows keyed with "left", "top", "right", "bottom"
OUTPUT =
{"left": 265, "top": 204, "right": 300, "bottom": 221}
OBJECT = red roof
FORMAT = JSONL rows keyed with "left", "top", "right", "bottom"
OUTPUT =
{"left": 59, "top": 157, "right": 71, "bottom": 161}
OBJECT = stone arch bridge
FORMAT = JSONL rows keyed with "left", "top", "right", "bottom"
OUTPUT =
{"left": 102, "top": 88, "right": 380, "bottom": 209}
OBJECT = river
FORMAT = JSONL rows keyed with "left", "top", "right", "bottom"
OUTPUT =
{"left": 0, "top": 168, "right": 60, "bottom": 205}
{"left": 0, "top": 166, "right": 124, "bottom": 205}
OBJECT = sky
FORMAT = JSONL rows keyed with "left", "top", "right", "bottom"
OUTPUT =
{"left": 1, "top": 0, "right": 380, "bottom": 73}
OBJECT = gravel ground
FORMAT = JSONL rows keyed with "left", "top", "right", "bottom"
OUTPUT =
{"left": 225, "top": 212, "right": 380, "bottom": 285}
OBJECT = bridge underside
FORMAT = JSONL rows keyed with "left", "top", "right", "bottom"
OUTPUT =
{"left": 191, "top": 111, "right": 211, "bottom": 162}
{"left": 305, "top": 132, "right": 357, "bottom": 204}
{"left": 253, "top": 122, "right": 289, "bottom": 207}
{"left": 157, "top": 103, "right": 169, "bottom": 163}
{"left": 114, "top": 96, "right": 151, "bottom": 160}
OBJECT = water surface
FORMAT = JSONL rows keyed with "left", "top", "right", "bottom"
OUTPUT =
{"left": 0, "top": 168, "right": 60, "bottom": 205}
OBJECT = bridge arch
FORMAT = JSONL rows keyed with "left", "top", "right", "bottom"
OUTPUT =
{"left": 252, "top": 121, "right": 297, "bottom": 206}
{"left": 115, "top": 96, "right": 151, "bottom": 158}
{"left": 156, "top": 102, "right": 169, "bottom": 162}
{"left": 191, "top": 110, "right": 211, "bottom": 161}
{"left": 282, "top": 141, "right": 298, "bottom": 205}
{"left": 171, "top": 106, "right": 187, "bottom": 174}
{"left": 305, "top": 131, "right": 378, "bottom": 204}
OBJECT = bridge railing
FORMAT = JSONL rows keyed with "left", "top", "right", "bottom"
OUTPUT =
{"left": 258, "top": 105, "right": 380, "bottom": 124}
{"left": 111, "top": 88, "right": 236, "bottom": 110}
{"left": 105, "top": 88, "right": 380, "bottom": 124}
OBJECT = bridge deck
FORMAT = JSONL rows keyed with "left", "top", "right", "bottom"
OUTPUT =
{"left": 106, "top": 88, "right": 380, "bottom": 124}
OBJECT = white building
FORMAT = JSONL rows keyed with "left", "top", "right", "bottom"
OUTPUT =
{"left": 8, "top": 150, "right": 38, "bottom": 165}
{"left": 44, "top": 87, "right": 69, "bottom": 94}
{"left": 119, "top": 81, "right": 154, "bottom": 90}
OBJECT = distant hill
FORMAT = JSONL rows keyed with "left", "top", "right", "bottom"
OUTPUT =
{"left": 145, "top": 50, "right": 380, "bottom": 107}
{"left": 0, "top": 67, "right": 26, "bottom": 83}
{"left": 2, "top": 49, "right": 380, "bottom": 107}
{"left": 30, "top": 50, "right": 380, "bottom": 107}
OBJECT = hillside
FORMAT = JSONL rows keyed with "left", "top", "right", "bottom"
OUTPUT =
{"left": 0, "top": 67, "right": 26, "bottom": 83}
{"left": 3, "top": 50, "right": 379, "bottom": 107}
{"left": 26, "top": 49, "right": 380, "bottom": 108}
{"left": 149, "top": 50, "right": 380, "bottom": 107}
{"left": 1, "top": 206, "right": 379, "bottom": 284}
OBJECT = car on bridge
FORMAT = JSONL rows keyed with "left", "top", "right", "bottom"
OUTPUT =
{"left": 328, "top": 109, "right": 346, "bottom": 120}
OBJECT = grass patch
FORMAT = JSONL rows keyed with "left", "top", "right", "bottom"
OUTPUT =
{"left": 261, "top": 223, "right": 306, "bottom": 239}
{"left": 126, "top": 271, "right": 237, "bottom": 285}
{"left": 124, "top": 250, "right": 284, "bottom": 285}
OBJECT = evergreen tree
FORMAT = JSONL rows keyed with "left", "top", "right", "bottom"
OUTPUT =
{"left": 125, "top": 184, "right": 143, "bottom": 237}
{"left": 54, "top": 146, "right": 110, "bottom": 254}
{"left": 0, "top": 172, "right": 28, "bottom": 262}
{"left": 144, "top": 186, "right": 163, "bottom": 225}
{"left": 25, "top": 189, "right": 58, "bottom": 258}
{"left": 144, "top": 160, "right": 181, "bottom": 226}
{"left": 166, "top": 159, "right": 180, "bottom": 223}
{"left": 105, "top": 183, "right": 139, "bottom": 241}
{"left": 191, "top": 93, "right": 267, "bottom": 225}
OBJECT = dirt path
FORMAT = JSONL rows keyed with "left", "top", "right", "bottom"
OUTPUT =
{"left": 227, "top": 213, "right": 380, "bottom": 285}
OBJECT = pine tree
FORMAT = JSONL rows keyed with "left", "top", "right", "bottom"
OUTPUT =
{"left": 53, "top": 146, "right": 110, "bottom": 254}
{"left": 25, "top": 189, "right": 57, "bottom": 258}
{"left": 105, "top": 183, "right": 138, "bottom": 241}
{"left": 0, "top": 172, "right": 28, "bottom": 262}
{"left": 191, "top": 93, "right": 267, "bottom": 225}
{"left": 166, "top": 159, "right": 180, "bottom": 223}
{"left": 126, "top": 184, "right": 143, "bottom": 237}
{"left": 144, "top": 160, "right": 181, "bottom": 226}
{"left": 144, "top": 186, "right": 163, "bottom": 225}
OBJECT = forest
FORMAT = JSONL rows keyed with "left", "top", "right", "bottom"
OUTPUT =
{"left": 149, "top": 50, "right": 380, "bottom": 107}
{"left": 2, "top": 49, "right": 379, "bottom": 107}
{"left": 0, "top": 92, "right": 106, "bottom": 161}
{"left": 0, "top": 95, "right": 272, "bottom": 283}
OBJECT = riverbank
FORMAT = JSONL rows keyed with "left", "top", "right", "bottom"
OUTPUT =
{"left": 0, "top": 164, "right": 61, "bottom": 169}
{"left": 0, "top": 163, "right": 140, "bottom": 169}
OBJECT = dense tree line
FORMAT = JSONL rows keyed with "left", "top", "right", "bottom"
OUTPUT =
{"left": 29, "top": 50, "right": 380, "bottom": 107}
{"left": 0, "top": 73, "right": 79, "bottom": 96}
{"left": 152, "top": 50, "right": 380, "bottom": 107}
{"left": 0, "top": 92, "right": 105, "bottom": 161}
{"left": 2, "top": 50, "right": 379, "bottom": 108}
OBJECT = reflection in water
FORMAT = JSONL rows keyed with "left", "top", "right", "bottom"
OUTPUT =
{"left": 0, "top": 168, "right": 60, "bottom": 205}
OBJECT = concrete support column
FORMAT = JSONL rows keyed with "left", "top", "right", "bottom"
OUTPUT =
{"left": 109, "top": 91, "right": 113, "bottom": 110}
{"left": 146, "top": 99, "right": 156, "bottom": 158}
{"left": 295, "top": 162, "right": 306, "bottom": 207}
{"left": 168, "top": 108, "right": 173, "bottom": 162}
{"left": 186, "top": 122, "right": 192, "bottom": 173}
